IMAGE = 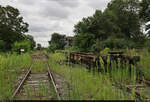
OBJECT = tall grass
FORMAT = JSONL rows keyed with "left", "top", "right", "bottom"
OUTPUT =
{"left": 138, "top": 51, "right": 150, "bottom": 79}
{"left": 48, "top": 53, "right": 137, "bottom": 100}
{"left": 32, "top": 61, "right": 47, "bottom": 73}
{"left": 0, "top": 53, "right": 32, "bottom": 100}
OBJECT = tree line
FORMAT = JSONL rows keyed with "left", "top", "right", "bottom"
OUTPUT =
{"left": 1, "top": 0, "right": 150, "bottom": 53}
{"left": 0, "top": 5, "right": 36, "bottom": 53}
{"left": 49, "top": 0, "right": 150, "bottom": 53}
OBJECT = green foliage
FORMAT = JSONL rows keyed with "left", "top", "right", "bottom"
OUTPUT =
{"left": 144, "top": 39, "right": 150, "bottom": 52}
{"left": 12, "top": 41, "right": 31, "bottom": 53}
{"left": 37, "top": 43, "right": 42, "bottom": 50}
{"left": 24, "top": 35, "right": 36, "bottom": 50}
{"left": 73, "top": 33, "right": 95, "bottom": 52}
{"left": 140, "top": 0, "right": 150, "bottom": 36}
{"left": 48, "top": 33, "right": 66, "bottom": 52}
{"left": 140, "top": 0, "right": 150, "bottom": 22}
{"left": 91, "top": 39, "right": 102, "bottom": 53}
{"left": 100, "top": 37, "right": 136, "bottom": 50}
{"left": 0, "top": 40, "right": 5, "bottom": 51}
{"left": 139, "top": 50, "right": 150, "bottom": 79}
{"left": 91, "top": 37, "right": 136, "bottom": 53}
{"left": 32, "top": 61, "right": 47, "bottom": 72}
{"left": 0, "top": 5, "right": 29, "bottom": 51}
{"left": 107, "top": 0, "right": 141, "bottom": 40}
{"left": 48, "top": 43, "right": 56, "bottom": 53}
{"left": 55, "top": 50, "right": 64, "bottom": 53}
{"left": 72, "top": 0, "right": 147, "bottom": 52}
{"left": 0, "top": 53, "right": 32, "bottom": 99}
{"left": 100, "top": 48, "right": 111, "bottom": 54}
{"left": 48, "top": 52, "right": 144, "bottom": 100}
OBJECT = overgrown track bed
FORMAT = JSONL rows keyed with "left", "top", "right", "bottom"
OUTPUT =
{"left": 113, "top": 80, "right": 150, "bottom": 100}
{"left": 58, "top": 52, "right": 150, "bottom": 99}
{"left": 12, "top": 62, "right": 60, "bottom": 100}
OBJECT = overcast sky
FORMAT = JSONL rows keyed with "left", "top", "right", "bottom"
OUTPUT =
{"left": 0, "top": 0, "right": 111, "bottom": 47}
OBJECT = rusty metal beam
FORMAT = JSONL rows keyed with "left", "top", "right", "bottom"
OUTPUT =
{"left": 47, "top": 62, "right": 61, "bottom": 100}
{"left": 12, "top": 64, "right": 33, "bottom": 99}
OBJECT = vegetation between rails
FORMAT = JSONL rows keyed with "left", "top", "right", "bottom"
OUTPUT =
{"left": 32, "top": 61, "right": 47, "bottom": 73}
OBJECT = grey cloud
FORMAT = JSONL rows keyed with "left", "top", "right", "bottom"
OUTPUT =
{"left": 87, "top": 0, "right": 111, "bottom": 10}
{"left": 32, "top": 33, "right": 50, "bottom": 38}
{"left": 39, "top": 2, "right": 70, "bottom": 20}
{"left": 54, "top": 0, "right": 80, "bottom": 8}
{"left": 29, "top": 19, "right": 63, "bottom": 33}
{"left": 35, "top": 37, "right": 50, "bottom": 43}
{"left": 18, "top": 0, "right": 36, "bottom": 5}
{"left": 30, "top": 26, "right": 50, "bottom": 32}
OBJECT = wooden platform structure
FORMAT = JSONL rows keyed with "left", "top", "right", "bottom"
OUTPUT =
{"left": 67, "top": 51, "right": 140, "bottom": 72}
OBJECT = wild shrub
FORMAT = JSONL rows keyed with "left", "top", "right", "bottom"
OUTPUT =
{"left": 100, "top": 48, "right": 110, "bottom": 54}
{"left": 12, "top": 41, "right": 31, "bottom": 54}
{"left": 0, "top": 40, "right": 5, "bottom": 52}
{"left": 99, "top": 37, "right": 136, "bottom": 50}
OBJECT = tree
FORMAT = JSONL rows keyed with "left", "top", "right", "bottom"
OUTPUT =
{"left": 24, "top": 35, "right": 36, "bottom": 50}
{"left": 0, "top": 5, "right": 29, "bottom": 51}
{"left": 73, "top": 0, "right": 145, "bottom": 52}
{"left": 107, "top": 0, "right": 141, "bottom": 41}
{"left": 37, "top": 43, "right": 42, "bottom": 50}
{"left": 140, "top": 0, "right": 150, "bottom": 21}
{"left": 140, "top": 0, "right": 150, "bottom": 36}
{"left": 74, "top": 0, "right": 142, "bottom": 41}
{"left": 73, "top": 33, "right": 95, "bottom": 52}
{"left": 73, "top": 10, "right": 120, "bottom": 41}
{"left": 48, "top": 43, "right": 57, "bottom": 53}
{"left": 48, "top": 33, "right": 66, "bottom": 50}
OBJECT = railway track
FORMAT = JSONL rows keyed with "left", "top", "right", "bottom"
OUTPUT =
{"left": 12, "top": 62, "right": 60, "bottom": 100}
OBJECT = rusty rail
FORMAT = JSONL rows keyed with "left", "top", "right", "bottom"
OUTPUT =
{"left": 12, "top": 64, "right": 33, "bottom": 99}
{"left": 47, "top": 62, "right": 61, "bottom": 100}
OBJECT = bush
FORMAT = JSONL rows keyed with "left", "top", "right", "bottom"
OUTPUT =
{"left": 144, "top": 40, "right": 150, "bottom": 52}
{"left": 99, "top": 37, "right": 136, "bottom": 50}
{"left": 100, "top": 48, "right": 111, "bottom": 54}
{"left": 48, "top": 43, "right": 57, "bottom": 53}
{"left": 91, "top": 39, "right": 102, "bottom": 53}
{"left": 0, "top": 40, "right": 5, "bottom": 52}
{"left": 73, "top": 33, "right": 95, "bottom": 52}
{"left": 12, "top": 41, "right": 31, "bottom": 54}
{"left": 55, "top": 50, "right": 64, "bottom": 53}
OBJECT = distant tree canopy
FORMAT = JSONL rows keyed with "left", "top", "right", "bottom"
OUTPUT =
{"left": 73, "top": 0, "right": 149, "bottom": 52}
{"left": 24, "top": 35, "right": 36, "bottom": 50}
{"left": 73, "top": 33, "right": 95, "bottom": 52}
{"left": 48, "top": 33, "right": 66, "bottom": 52}
{"left": 0, "top": 5, "right": 32, "bottom": 51}
{"left": 37, "top": 43, "right": 42, "bottom": 50}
